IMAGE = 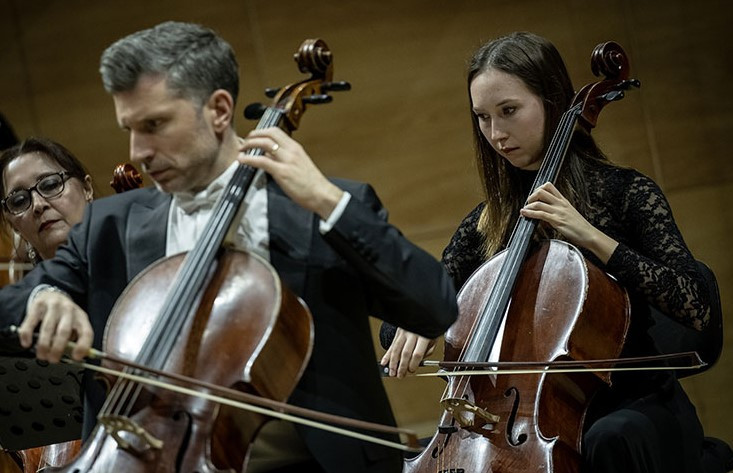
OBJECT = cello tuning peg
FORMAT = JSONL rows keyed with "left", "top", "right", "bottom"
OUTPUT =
{"left": 321, "top": 81, "right": 351, "bottom": 92}
{"left": 302, "top": 94, "right": 333, "bottom": 105}
{"left": 243, "top": 102, "right": 267, "bottom": 120}
{"left": 603, "top": 90, "right": 625, "bottom": 102}
{"left": 264, "top": 87, "right": 280, "bottom": 98}
{"left": 624, "top": 78, "right": 641, "bottom": 89}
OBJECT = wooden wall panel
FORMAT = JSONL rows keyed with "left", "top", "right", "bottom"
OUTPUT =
{"left": 1, "top": 0, "right": 730, "bottom": 448}
{"left": 669, "top": 181, "right": 733, "bottom": 441}
{"left": 0, "top": 0, "right": 36, "bottom": 137}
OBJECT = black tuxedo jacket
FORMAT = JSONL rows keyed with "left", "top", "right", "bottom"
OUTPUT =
{"left": 0, "top": 177, "right": 457, "bottom": 472}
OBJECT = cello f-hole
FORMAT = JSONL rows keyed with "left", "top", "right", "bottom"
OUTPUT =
{"left": 504, "top": 386, "right": 527, "bottom": 446}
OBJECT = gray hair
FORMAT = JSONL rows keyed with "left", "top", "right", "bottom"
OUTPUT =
{"left": 99, "top": 21, "right": 239, "bottom": 107}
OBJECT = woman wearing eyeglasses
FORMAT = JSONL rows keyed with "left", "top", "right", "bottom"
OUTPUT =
{"left": 0, "top": 137, "right": 92, "bottom": 473}
{"left": 0, "top": 137, "right": 93, "bottom": 262}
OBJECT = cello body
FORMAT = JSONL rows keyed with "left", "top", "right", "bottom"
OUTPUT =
{"left": 405, "top": 240, "right": 630, "bottom": 472}
{"left": 50, "top": 249, "right": 313, "bottom": 472}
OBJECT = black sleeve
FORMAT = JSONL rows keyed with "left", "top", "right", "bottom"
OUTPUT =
{"left": 604, "top": 173, "right": 710, "bottom": 330}
{"left": 378, "top": 202, "right": 487, "bottom": 349}
{"left": 0, "top": 204, "right": 91, "bottom": 331}
{"left": 323, "top": 183, "right": 458, "bottom": 339}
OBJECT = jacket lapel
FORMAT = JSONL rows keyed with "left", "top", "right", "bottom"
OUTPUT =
{"left": 121, "top": 184, "right": 310, "bottom": 291}
{"left": 126, "top": 190, "right": 171, "bottom": 281}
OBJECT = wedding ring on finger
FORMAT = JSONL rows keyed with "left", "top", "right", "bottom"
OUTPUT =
{"left": 270, "top": 143, "right": 280, "bottom": 155}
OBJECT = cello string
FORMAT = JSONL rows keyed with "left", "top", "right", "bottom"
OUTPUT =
{"left": 449, "top": 104, "right": 582, "bottom": 403}
{"left": 404, "top": 104, "right": 582, "bottom": 423}
{"left": 427, "top": 102, "right": 594, "bottom": 441}
{"left": 111, "top": 111, "right": 283, "bottom": 418}
{"left": 102, "top": 107, "right": 285, "bottom": 420}
{"left": 139, "top": 108, "right": 282, "bottom": 374}
{"left": 145, "top": 107, "right": 280, "bottom": 355}
{"left": 143, "top": 107, "right": 281, "bottom": 368}
{"left": 142, "top": 108, "right": 281, "bottom": 365}
{"left": 442, "top": 105, "right": 582, "bottom": 426}
{"left": 465, "top": 104, "right": 580, "bottom": 361}
{"left": 110, "top": 169, "right": 260, "bottom": 416}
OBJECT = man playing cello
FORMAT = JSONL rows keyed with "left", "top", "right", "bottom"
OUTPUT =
{"left": 0, "top": 21, "right": 457, "bottom": 473}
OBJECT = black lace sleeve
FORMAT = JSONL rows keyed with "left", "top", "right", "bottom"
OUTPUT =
{"left": 441, "top": 203, "right": 487, "bottom": 290}
{"left": 603, "top": 172, "right": 710, "bottom": 330}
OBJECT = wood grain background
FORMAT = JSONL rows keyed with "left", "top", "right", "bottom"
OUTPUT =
{"left": 1, "top": 0, "right": 730, "bottom": 446}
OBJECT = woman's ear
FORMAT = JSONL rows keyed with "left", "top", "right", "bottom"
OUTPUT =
{"left": 83, "top": 175, "right": 94, "bottom": 202}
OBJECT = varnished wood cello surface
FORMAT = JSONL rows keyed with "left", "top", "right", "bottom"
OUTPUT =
{"left": 405, "top": 241, "right": 629, "bottom": 472}
{"left": 10, "top": 443, "right": 82, "bottom": 473}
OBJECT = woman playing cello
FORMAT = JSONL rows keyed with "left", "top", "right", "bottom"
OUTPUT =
{"left": 381, "top": 32, "right": 713, "bottom": 473}
{"left": 0, "top": 137, "right": 94, "bottom": 471}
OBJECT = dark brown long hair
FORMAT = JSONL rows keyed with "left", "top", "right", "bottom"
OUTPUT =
{"left": 467, "top": 32, "right": 612, "bottom": 258}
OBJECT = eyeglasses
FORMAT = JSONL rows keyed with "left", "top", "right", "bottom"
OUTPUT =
{"left": 2, "top": 172, "right": 72, "bottom": 215}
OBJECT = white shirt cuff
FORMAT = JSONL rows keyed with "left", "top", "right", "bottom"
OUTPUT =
{"left": 318, "top": 191, "right": 351, "bottom": 234}
{"left": 26, "top": 284, "right": 68, "bottom": 315}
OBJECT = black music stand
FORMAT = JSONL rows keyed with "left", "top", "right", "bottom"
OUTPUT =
{"left": 0, "top": 333, "right": 83, "bottom": 451}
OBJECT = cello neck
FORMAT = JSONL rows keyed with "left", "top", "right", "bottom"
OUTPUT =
{"left": 462, "top": 104, "right": 582, "bottom": 363}
{"left": 130, "top": 107, "right": 285, "bottom": 371}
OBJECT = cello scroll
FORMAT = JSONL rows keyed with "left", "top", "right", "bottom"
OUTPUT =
{"left": 575, "top": 41, "right": 640, "bottom": 130}
{"left": 246, "top": 38, "right": 350, "bottom": 132}
{"left": 109, "top": 163, "right": 143, "bottom": 193}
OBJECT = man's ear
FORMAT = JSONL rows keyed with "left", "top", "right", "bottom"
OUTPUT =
{"left": 207, "top": 89, "right": 234, "bottom": 133}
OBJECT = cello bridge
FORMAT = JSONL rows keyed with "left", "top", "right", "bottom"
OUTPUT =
{"left": 99, "top": 415, "right": 164, "bottom": 453}
{"left": 441, "top": 397, "right": 500, "bottom": 431}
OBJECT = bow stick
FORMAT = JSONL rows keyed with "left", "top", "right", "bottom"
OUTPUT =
{"left": 4, "top": 326, "right": 421, "bottom": 452}
{"left": 381, "top": 351, "right": 705, "bottom": 377}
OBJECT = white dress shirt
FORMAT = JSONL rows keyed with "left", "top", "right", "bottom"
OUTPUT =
{"left": 167, "top": 163, "right": 270, "bottom": 260}
{"left": 166, "top": 162, "right": 352, "bottom": 259}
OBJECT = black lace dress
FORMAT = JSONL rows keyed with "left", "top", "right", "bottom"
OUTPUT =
{"left": 381, "top": 161, "right": 712, "bottom": 473}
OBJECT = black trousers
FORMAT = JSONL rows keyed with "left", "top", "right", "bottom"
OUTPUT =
{"left": 583, "top": 376, "right": 707, "bottom": 473}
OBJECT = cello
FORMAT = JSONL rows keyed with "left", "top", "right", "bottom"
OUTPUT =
{"left": 2, "top": 163, "right": 143, "bottom": 473}
{"left": 46, "top": 38, "right": 346, "bottom": 472}
{"left": 0, "top": 231, "right": 33, "bottom": 287}
{"left": 405, "top": 41, "right": 640, "bottom": 473}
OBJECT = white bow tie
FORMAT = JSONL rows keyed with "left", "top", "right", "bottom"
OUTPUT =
{"left": 174, "top": 184, "right": 223, "bottom": 214}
